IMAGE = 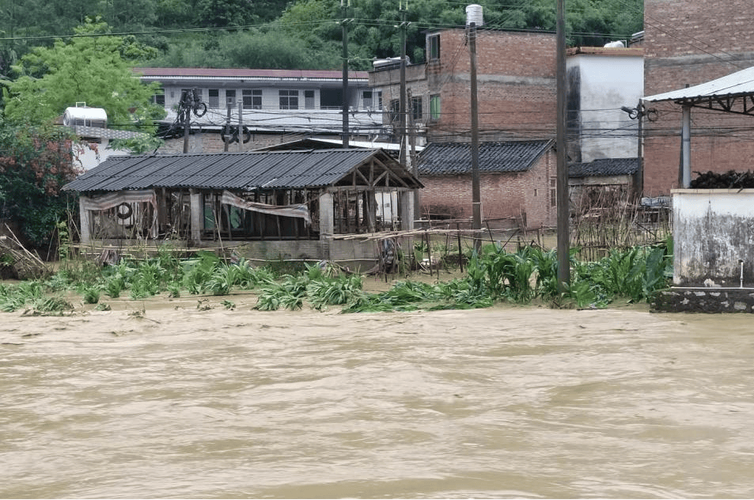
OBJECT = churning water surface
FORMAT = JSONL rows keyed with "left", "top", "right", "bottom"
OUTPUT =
{"left": 1, "top": 304, "right": 754, "bottom": 498}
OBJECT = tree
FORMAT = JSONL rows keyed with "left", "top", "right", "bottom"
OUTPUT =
{"left": 2, "top": 18, "right": 164, "bottom": 132}
{"left": 0, "top": 120, "right": 81, "bottom": 248}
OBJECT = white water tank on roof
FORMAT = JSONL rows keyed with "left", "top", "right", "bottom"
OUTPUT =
{"left": 63, "top": 104, "right": 108, "bottom": 128}
{"left": 466, "top": 4, "right": 483, "bottom": 27}
{"left": 604, "top": 41, "right": 626, "bottom": 48}
{"left": 372, "top": 56, "right": 410, "bottom": 69}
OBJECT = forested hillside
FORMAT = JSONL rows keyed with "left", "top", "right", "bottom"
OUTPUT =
{"left": 0, "top": 0, "right": 643, "bottom": 73}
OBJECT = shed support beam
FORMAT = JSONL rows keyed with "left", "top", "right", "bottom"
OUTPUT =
{"left": 400, "top": 191, "right": 415, "bottom": 231}
{"left": 319, "top": 192, "right": 334, "bottom": 237}
{"left": 190, "top": 189, "right": 203, "bottom": 244}
{"left": 79, "top": 197, "right": 92, "bottom": 244}
{"left": 681, "top": 105, "right": 692, "bottom": 188}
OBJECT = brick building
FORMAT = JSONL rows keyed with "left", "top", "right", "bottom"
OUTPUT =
{"left": 369, "top": 29, "right": 557, "bottom": 144}
{"left": 369, "top": 29, "right": 557, "bottom": 227}
{"left": 417, "top": 140, "right": 556, "bottom": 230}
{"left": 643, "top": 0, "right": 754, "bottom": 196}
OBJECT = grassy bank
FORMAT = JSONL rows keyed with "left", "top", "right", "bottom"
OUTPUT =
{"left": 0, "top": 240, "right": 673, "bottom": 316}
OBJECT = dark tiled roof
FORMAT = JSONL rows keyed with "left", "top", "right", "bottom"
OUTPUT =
{"left": 569, "top": 158, "right": 639, "bottom": 178}
{"left": 64, "top": 149, "right": 420, "bottom": 193}
{"left": 417, "top": 140, "right": 553, "bottom": 175}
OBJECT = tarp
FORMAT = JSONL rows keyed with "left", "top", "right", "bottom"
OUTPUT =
{"left": 221, "top": 191, "right": 311, "bottom": 225}
{"left": 80, "top": 190, "right": 157, "bottom": 212}
{"left": 80, "top": 190, "right": 158, "bottom": 238}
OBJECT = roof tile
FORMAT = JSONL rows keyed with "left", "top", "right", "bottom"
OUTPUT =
{"left": 64, "top": 149, "right": 420, "bottom": 193}
{"left": 418, "top": 141, "right": 553, "bottom": 175}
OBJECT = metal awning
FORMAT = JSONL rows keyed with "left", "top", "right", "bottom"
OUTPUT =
{"left": 642, "top": 65, "right": 754, "bottom": 189}
{"left": 644, "top": 65, "right": 754, "bottom": 115}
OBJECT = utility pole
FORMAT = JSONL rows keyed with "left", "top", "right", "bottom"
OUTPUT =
{"left": 182, "top": 90, "right": 191, "bottom": 154}
{"left": 556, "top": 0, "right": 570, "bottom": 291}
{"left": 622, "top": 101, "right": 653, "bottom": 199}
{"left": 399, "top": 2, "right": 407, "bottom": 168}
{"left": 636, "top": 100, "right": 643, "bottom": 197}
{"left": 180, "top": 89, "right": 206, "bottom": 153}
{"left": 237, "top": 99, "right": 244, "bottom": 152}
{"left": 341, "top": 0, "right": 350, "bottom": 149}
{"left": 224, "top": 98, "right": 232, "bottom": 153}
{"left": 469, "top": 21, "right": 481, "bottom": 254}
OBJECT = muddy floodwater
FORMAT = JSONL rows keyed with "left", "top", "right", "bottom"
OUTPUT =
{"left": 1, "top": 297, "right": 754, "bottom": 498}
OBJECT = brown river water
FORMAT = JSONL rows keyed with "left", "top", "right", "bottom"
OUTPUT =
{"left": 1, "top": 296, "right": 754, "bottom": 498}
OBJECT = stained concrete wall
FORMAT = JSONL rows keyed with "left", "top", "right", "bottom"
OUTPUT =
{"left": 233, "top": 239, "right": 380, "bottom": 271}
{"left": 672, "top": 189, "right": 754, "bottom": 287}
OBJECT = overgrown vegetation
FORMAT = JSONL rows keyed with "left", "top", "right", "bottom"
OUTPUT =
{"left": 0, "top": 123, "right": 81, "bottom": 248}
{"left": 0, "top": 239, "right": 672, "bottom": 315}
{"left": 0, "top": 0, "right": 643, "bottom": 76}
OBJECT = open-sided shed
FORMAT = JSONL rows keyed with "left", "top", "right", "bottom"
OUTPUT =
{"left": 64, "top": 148, "right": 422, "bottom": 266}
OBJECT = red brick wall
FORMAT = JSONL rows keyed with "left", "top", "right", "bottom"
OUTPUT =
{"left": 643, "top": 0, "right": 754, "bottom": 195}
{"left": 419, "top": 149, "right": 556, "bottom": 229}
{"left": 427, "top": 30, "right": 557, "bottom": 142}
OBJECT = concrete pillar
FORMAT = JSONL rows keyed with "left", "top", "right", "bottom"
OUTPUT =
{"left": 190, "top": 189, "right": 203, "bottom": 244}
{"left": 319, "top": 192, "right": 334, "bottom": 237}
{"left": 79, "top": 197, "right": 91, "bottom": 244}
{"left": 681, "top": 105, "right": 692, "bottom": 188}
{"left": 400, "top": 190, "right": 415, "bottom": 231}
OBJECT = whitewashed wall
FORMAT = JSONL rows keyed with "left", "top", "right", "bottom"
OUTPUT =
{"left": 672, "top": 189, "right": 754, "bottom": 287}
{"left": 74, "top": 140, "right": 130, "bottom": 171}
{"left": 568, "top": 53, "right": 644, "bottom": 162}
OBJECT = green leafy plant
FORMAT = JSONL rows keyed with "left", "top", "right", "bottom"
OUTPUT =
{"left": 81, "top": 284, "right": 101, "bottom": 304}
{"left": 30, "top": 295, "right": 74, "bottom": 314}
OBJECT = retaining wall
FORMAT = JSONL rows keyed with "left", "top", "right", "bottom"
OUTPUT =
{"left": 652, "top": 287, "right": 754, "bottom": 313}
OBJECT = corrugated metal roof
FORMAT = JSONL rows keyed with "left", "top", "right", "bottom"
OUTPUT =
{"left": 644, "top": 66, "right": 754, "bottom": 102}
{"left": 417, "top": 140, "right": 553, "bottom": 175}
{"left": 569, "top": 158, "right": 639, "bottom": 178}
{"left": 64, "top": 149, "right": 420, "bottom": 193}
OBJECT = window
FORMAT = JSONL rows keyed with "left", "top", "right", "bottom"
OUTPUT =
{"left": 225, "top": 90, "right": 236, "bottom": 107}
{"left": 361, "top": 90, "right": 382, "bottom": 111}
{"left": 279, "top": 90, "right": 299, "bottom": 109}
{"left": 243, "top": 89, "right": 262, "bottom": 110}
{"left": 362, "top": 91, "right": 373, "bottom": 109}
{"left": 550, "top": 177, "right": 557, "bottom": 207}
{"left": 429, "top": 95, "right": 441, "bottom": 120}
{"left": 411, "top": 96, "right": 423, "bottom": 122}
{"left": 208, "top": 89, "right": 219, "bottom": 108}
{"left": 389, "top": 99, "right": 400, "bottom": 124}
{"left": 427, "top": 33, "right": 440, "bottom": 61}
{"left": 320, "top": 89, "right": 342, "bottom": 109}
{"left": 153, "top": 93, "right": 165, "bottom": 107}
{"left": 304, "top": 90, "right": 315, "bottom": 109}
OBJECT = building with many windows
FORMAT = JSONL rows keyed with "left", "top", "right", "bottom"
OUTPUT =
{"left": 136, "top": 68, "right": 383, "bottom": 153}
